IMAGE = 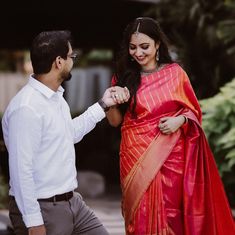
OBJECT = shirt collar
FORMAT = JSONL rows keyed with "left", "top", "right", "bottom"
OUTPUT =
{"left": 28, "top": 75, "right": 64, "bottom": 99}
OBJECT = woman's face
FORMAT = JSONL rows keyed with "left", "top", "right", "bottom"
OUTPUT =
{"left": 129, "top": 32, "right": 159, "bottom": 70}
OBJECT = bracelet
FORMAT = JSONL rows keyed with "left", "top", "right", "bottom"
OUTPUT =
{"left": 98, "top": 99, "right": 110, "bottom": 112}
{"left": 183, "top": 115, "right": 188, "bottom": 124}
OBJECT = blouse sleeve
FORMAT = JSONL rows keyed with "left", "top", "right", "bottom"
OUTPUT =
{"left": 111, "top": 75, "right": 117, "bottom": 86}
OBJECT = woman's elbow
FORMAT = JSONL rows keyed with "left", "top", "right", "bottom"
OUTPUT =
{"left": 106, "top": 107, "right": 123, "bottom": 127}
{"left": 107, "top": 118, "right": 122, "bottom": 127}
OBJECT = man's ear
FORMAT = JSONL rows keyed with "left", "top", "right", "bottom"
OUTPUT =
{"left": 55, "top": 56, "right": 63, "bottom": 69}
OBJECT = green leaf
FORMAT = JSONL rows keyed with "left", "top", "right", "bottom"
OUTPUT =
{"left": 225, "top": 149, "right": 235, "bottom": 159}
{"left": 228, "top": 157, "right": 235, "bottom": 168}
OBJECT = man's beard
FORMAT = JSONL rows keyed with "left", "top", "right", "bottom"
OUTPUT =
{"left": 61, "top": 71, "right": 72, "bottom": 82}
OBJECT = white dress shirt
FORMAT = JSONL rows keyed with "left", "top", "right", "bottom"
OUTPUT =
{"left": 1, "top": 76, "right": 105, "bottom": 227}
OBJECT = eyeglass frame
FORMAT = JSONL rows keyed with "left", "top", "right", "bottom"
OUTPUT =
{"left": 67, "top": 53, "right": 78, "bottom": 63}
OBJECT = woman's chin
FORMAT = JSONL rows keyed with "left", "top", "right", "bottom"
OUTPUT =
{"left": 137, "top": 60, "right": 147, "bottom": 66}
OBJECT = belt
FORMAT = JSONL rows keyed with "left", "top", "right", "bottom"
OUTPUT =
{"left": 10, "top": 191, "right": 74, "bottom": 203}
{"left": 38, "top": 191, "right": 74, "bottom": 202}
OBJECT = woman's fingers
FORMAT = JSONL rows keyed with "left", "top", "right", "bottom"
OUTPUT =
{"left": 111, "top": 86, "right": 130, "bottom": 103}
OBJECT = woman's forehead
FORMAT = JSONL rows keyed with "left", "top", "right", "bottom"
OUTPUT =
{"left": 130, "top": 33, "right": 153, "bottom": 44}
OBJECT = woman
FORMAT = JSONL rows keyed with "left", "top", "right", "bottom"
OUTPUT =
{"left": 107, "top": 17, "right": 235, "bottom": 235}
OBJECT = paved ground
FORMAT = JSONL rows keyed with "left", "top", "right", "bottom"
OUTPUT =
{"left": 0, "top": 194, "right": 125, "bottom": 235}
{"left": 85, "top": 195, "right": 125, "bottom": 235}
{"left": 1, "top": 195, "right": 235, "bottom": 235}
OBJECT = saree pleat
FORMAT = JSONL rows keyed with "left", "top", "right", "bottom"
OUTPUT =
{"left": 118, "top": 63, "right": 235, "bottom": 234}
{"left": 183, "top": 114, "right": 235, "bottom": 234}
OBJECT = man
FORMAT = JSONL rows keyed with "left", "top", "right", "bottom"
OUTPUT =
{"left": 1, "top": 30, "right": 130, "bottom": 235}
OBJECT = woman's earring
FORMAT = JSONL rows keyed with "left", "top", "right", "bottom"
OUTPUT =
{"left": 130, "top": 57, "right": 135, "bottom": 61}
{"left": 156, "top": 50, "right": 159, "bottom": 61}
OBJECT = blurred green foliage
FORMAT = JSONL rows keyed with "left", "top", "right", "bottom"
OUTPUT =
{"left": 200, "top": 78, "right": 235, "bottom": 206}
{"left": 216, "top": 1, "right": 235, "bottom": 55}
{"left": 147, "top": 0, "right": 235, "bottom": 99}
{"left": 77, "top": 49, "right": 113, "bottom": 67}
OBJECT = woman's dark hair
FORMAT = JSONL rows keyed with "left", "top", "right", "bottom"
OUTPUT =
{"left": 114, "top": 17, "right": 173, "bottom": 118}
{"left": 30, "top": 30, "right": 72, "bottom": 74}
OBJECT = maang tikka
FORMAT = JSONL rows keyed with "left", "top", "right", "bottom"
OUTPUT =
{"left": 135, "top": 22, "right": 140, "bottom": 36}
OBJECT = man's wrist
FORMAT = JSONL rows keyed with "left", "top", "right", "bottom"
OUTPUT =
{"left": 98, "top": 99, "right": 110, "bottom": 112}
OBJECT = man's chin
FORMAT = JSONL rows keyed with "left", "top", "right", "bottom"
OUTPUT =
{"left": 64, "top": 73, "right": 72, "bottom": 81}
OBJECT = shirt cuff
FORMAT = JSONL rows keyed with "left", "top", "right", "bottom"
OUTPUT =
{"left": 23, "top": 212, "right": 44, "bottom": 228}
{"left": 89, "top": 102, "right": 106, "bottom": 121}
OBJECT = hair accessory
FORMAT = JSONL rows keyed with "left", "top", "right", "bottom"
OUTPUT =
{"left": 135, "top": 22, "right": 141, "bottom": 35}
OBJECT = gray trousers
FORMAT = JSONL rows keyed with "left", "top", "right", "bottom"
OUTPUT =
{"left": 9, "top": 192, "right": 109, "bottom": 235}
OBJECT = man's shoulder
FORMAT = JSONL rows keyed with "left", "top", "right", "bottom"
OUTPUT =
{"left": 4, "top": 84, "right": 36, "bottom": 115}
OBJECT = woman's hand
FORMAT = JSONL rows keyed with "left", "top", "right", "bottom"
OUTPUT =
{"left": 110, "top": 86, "right": 130, "bottom": 104}
{"left": 101, "top": 86, "right": 130, "bottom": 107}
{"left": 158, "top": 115, "right": 186, "bottom": 135}
{"left": 105, "top": 86, "right": 130, "bottom": 127}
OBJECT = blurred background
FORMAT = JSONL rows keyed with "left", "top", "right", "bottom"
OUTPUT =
{"left": 0, "top": 0, "right": 235, "bottom": 233}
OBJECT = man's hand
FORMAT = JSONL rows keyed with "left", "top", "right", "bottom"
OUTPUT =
{"left": 102, "top": 86, "right": 130, "bottom": 107}
{"left": 28, "top": 225, "right": 46, "bottom": 235}
{"left": 158, "top": 115, "right": 185, "bottom": 135}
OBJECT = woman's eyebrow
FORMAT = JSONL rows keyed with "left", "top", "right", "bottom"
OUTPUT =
{"left": 129, "top": 43, "right": 150, "bottom": 46}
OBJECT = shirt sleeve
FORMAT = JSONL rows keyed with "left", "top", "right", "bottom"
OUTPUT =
{"left": 7, "top": 106, "right": 44, "bottom": 227}
{"left": 72, "top": 102, "right": 105, "bottom": 143}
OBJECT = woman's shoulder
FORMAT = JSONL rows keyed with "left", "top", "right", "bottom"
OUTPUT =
{"left": 161, "top": 62, "right": 186, "bottom": 77}
{"left": 164, "top": 63, "right": 190, "bottom": 84}
{"left": 169, "top": 62, "right": 189, "bottom": 77}
{"left": 166, "top": 62, "right": 185, "bottom": 72}
{"left": 159, "top": 62, "right": 181, "bottom": 73}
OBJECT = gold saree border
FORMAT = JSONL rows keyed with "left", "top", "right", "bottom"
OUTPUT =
{"left": 122, "top": 130, "right": 181, "bottom": 230}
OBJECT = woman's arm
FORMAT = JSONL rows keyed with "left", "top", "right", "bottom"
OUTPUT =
{"left": 106, "top": 86, "right": 130, "bottom": 127}
{"left": 106, "top": 106, "right": 123, "bottom": 127}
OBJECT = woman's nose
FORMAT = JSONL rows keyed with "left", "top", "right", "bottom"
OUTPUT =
{"left": 135, "top": 48, "right": 143, "bottom": 56}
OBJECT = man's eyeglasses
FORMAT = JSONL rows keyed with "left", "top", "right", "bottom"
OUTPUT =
{"left": 67, "top": 53, "right": 78, "bottom": 63}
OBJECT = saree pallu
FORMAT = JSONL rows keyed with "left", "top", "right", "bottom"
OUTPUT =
{"left": 119, "top": 63, "right": 235, "bottom": 234}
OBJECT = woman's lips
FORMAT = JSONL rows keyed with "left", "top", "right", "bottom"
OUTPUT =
{"left": 136, "top": 57, "right": 145, "bottom": 61}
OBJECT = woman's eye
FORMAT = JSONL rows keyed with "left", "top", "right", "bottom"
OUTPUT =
{"left": 141, "top": 45, "right": 149, "bottom": 50}
{"left": 129, "top": 46, "right": 136, "bottom": 50}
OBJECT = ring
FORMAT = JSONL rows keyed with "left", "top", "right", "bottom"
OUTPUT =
{"left": 115, "top": 94, "right": 119, "bottom": 98}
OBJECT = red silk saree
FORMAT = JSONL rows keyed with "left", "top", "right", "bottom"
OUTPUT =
{"left": 118, "top": 63, "right": 235, "bottom": 234}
